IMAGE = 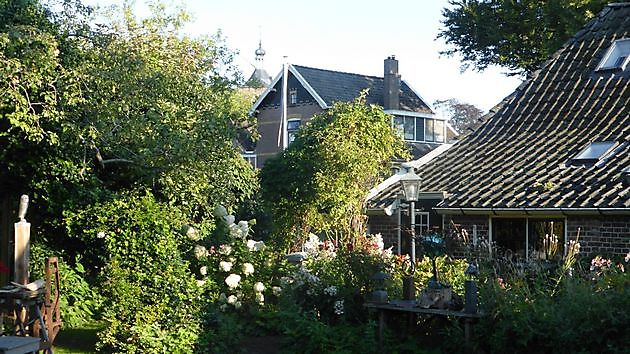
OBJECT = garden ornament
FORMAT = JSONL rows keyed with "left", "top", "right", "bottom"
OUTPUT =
{"left": 18, "top": 194, "right": 29, "bottom": 222}
{"left": 369, "top": 269, "right": 390, "bottom": 303}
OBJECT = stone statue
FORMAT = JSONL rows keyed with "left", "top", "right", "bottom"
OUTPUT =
{"left": 18, "top": 195, "right": 29, "bottom": 222}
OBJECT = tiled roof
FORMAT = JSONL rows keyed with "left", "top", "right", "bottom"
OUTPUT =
{"left": 369, "top": 4, "right": 630, "bottom": 212}
{"left": 292, "top": 65, "right": 433, "bottom": 114}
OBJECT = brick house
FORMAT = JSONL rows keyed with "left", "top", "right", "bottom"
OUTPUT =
{"left": 368, "top": 3, "right": 630, "bottom": 258}
{"left": 246, "top": 56, "right": 456, "bottom": 168}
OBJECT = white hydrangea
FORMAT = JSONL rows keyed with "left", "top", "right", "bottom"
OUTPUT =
{"left": 255, "top": 292, "right": 264, "bottom": 304}
{"left": 323, "top": 285, "right": 338, "bottom": 296}
{"left": 219, "top": 304, "right": 228, "bottom": 312}
{"left": 196, "top": 279, "right": 206, "bottom": 287}
{"left": 225, "top": 274, "right": 241, "bottom": 289}
{"left": 199, "top": 266, "right": 207, "bottom": 276}
{"left": 242, "top": 263, "right": 255, "bottom": 276}
{"left": 247, "top": 239, "right": 265, "bottom": 251}
{"left": 272, "top": 286, "right": 282, "bottom": 296}
{"left": 218, "top": 244, "right": 232, "bottom": 255}
{"left": 218, "top": 293, "right": 227, "bottom": 302}
{"left": 234, "top": 301, "right": 242, "bottom": 310}
{"left": 238, "top": 220, "right": 249, "bottom": 235}
{"left": 185, "top": 226, "right": 200, "bottom": 241}
{"left": 219, "top": 261, "right": 233, "bottom": 272}
{"left": 194, "top": 245, "right": 208, "bottom": 259}
{"left": 253, "top": 282, "right": 265, "bottom": 293}
{"left": 229, "top": 224, "right": 245, "bottom": 239}
{"left": 227, "top": 295, "right": 237, "bottom": 304}
{"left": 303, "top": 233, "right": 322, "bottom": 256}
{"left": 334, "top": 300, "right": 344, "bottom": 315}
{"left": 97, "top": 231, "right": 106, "bottom": 239}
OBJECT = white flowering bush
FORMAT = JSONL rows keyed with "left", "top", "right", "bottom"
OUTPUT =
{"left": 279, "top": 233, "right": 396, "bottom": 323}
{"left": 193, "top": 205, "right": 276, "bottom": 314}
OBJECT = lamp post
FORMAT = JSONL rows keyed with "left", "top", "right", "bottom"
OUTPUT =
{"left": 400, "top": 164, "right": 421, "bottom": 268}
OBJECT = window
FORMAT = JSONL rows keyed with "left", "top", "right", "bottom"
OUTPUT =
{"left": 596, "top": 38, "right": 630, "bottom": 71}
{"left": 425, "top": 119, "right": 434, "bottom": 142}
{"left": 287, "top": 119, "right": 301, "bottom": 143}
{"left": 289, "top": 89, "right": 297, "bottom": 104}
{"left": 434, "top": 120, "right": 445, "bottom": 143}
{"left": 492, "top": 218, "right": 565, "bottom": 260}
{"left": 242, "top": 151, "right": 257, "bottom": 168}
{"left": 572, "top": 141, "right": 617, "bottom": 163}
{"left": 393, "top": 116, "right": 446, "bottom": 143}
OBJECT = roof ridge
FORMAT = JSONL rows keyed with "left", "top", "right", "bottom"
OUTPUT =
{"left": 291, "top": 64, "right": 383, "bottom": 80}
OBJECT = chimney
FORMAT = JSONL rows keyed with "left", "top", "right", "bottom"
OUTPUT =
{"left": 384, "top": 55, "right": 400, "bottom": 110}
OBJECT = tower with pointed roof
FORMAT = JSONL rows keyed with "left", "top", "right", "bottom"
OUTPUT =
{"left": 245, "top": 40, "right": 272, "bottom": 88}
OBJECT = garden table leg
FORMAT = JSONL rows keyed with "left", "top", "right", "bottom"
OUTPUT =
{"left": 464, "top": 318, "right": 472, "bottom": 343}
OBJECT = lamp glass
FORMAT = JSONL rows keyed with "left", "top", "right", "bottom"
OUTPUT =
{"left": 400, "top": 169, "right": 421, "bottom": 202}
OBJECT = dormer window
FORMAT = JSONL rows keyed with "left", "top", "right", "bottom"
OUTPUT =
{"left": 596, "top": 38, "right": 630, "bottom": 71}
{"left": 571, "top": 141, "right": 617, "bottom": 164}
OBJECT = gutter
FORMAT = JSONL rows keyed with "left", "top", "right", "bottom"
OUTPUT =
{"left": 434, "top": 207, "right": 630, "bottom": 216}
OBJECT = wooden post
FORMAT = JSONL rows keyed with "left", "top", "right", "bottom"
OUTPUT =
{"left": 14, "top": 195, "right": 30, "bottom": 286}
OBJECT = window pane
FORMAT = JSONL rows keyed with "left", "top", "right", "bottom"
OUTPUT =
{"left": 574, "top": 141, "right": 616, "bottom": 160}
{"left": 492, "top": 218, "right": 526, "bottom": 258}
{"left": 287, "top": 120, "right": 301, "bottom": 130}
{"left": 404, "top": 117, "right": 415, "bottom": 140}
{"left": 425, "top": 119, "right": 434, "bottom": 142}
{"left": 393, "top": 116, "right": 404, "bottom": 138}
{"left": 434, "top": 120, "right": 445, "bottom": 142}
{"left": 415, "top": 117, "right": 425, "bottom": 141}
{"left": 528, "top": 220, "right": 564, "bottom": 261}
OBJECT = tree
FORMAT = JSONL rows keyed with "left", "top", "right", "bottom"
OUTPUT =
{"left": 260, "top": 93, "right": 409, "bottom": 249}
{"left": 438, "top": 0, "right": 608, "bottom": 75}
{"left": 433, "top": 98, "right": 484, "bottom": 133}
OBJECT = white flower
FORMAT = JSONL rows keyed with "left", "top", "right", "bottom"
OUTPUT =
{"left": 194, "top": 245, "right": 208, "bottom": 259}
{"left": 234, "top": 301, "right": 242, "bottom": 309}
{"left": 253, "top": 240, "right": 265, "bottom": 251}
{"left": 219, "top": 304, "right": 228, "bottom": 312}
{"left": 272, "top": 286, "right": 282, "bottom": 296}
{"left": 255, "top": 292, "right": 264, "bottom": 304}
{"left": 324, "top": 285, "right": 338, "bottom": 296}
{"left": 218, "top": 244, "right": 232, "bottom": 255}
{"left": 334, "top": 300, "right": 344, "bottom": 315}
{"left": 214, "top": 205, "right": 228, "bottom": 218}
{"left": 229, "top": 224, "right": 245, "bottom": 239}
{"left": 227, "top": 295, "right": 237, "bottom": 304}
{"left": 199, "top": 266, "right": 207, "bottom": 276}
{"left": 185, "top": 226, "right": 200, "bottom": 241}
{"left": 225, "top": 274, "right": 241, "bottom": 289}
{"left": 238, "top": 220, "right": 249, "bottom": 235}
{"left": 224, "top": 214, "right": 235, "bottom": 225}
{"left": 247, "top": 239, "right": 265, "bottom": 251}
{"left": 218, "top": 293, "right": 227, "bottom": 302}
{"left": 242, "top": 263, "right": 255, "bottom": 275}
{"left": 219, "top": 261, "right": 233, "bottom": 272}
{"left": 625, "top": 252, "right": 630, "bottom": 263}
{"left": 196, "top": 279, "right": 206, "bottom": 287}
{"left": 303, "top": 233, "right": 322, "bottom": 255}
{"left": 97, "top": 231, "right": 106, "bottom": 239}
{"left": 253, "top": 282, "right": 265, "bottom": 293}
{"left": 372, "top": 233, "right": 384, "bottom": 251}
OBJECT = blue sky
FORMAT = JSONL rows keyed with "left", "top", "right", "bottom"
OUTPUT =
{"left": 86, "top": 0, "right": 523, "bottom": 112}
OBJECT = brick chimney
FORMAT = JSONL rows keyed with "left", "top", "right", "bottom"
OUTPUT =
{"left": 384, "top": 55, "right": 400, "bottom": 110}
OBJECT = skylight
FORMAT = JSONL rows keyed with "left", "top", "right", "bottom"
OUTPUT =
{"left": 596, "top": 38, "right": 630, "bottom": 71}
{"left": 572, "top": 141, "right": 617, "bottom": 162}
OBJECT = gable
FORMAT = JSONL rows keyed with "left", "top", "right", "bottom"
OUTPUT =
{"left": 257, "top": 71, "right": 319, "bottom": 109}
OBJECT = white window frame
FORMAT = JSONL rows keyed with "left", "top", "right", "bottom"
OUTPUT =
{"left": 392, "top": 115, "right": 446, "bottom": 144}
{"left": 596, "top": 38, "right": 630, "bottom": 71}
{"left": 242, "top": 151, "right": 257, "bottom": 168}
{"left": 287, "top": 118, "right": 301, "bottom": 143}
{"left": 289, "top": 89, "right": 298, "bottom": 105}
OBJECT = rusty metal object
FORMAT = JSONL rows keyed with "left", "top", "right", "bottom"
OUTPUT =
{"left": 34, "top": 257, "right": 62, "bottom": 351}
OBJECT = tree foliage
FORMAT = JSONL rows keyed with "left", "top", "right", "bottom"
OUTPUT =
{"left": 433, "top": 98, "right": 484, "bottom": 133}
{"left": 438, "top": 0, "right": 608, "bottom": 75}
{"left": 260, "top": 93, "right": 409, "bottom": 248}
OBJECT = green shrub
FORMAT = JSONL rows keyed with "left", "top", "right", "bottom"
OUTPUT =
{"left": 66, "top": 191, "right": 204, "bottom": 353}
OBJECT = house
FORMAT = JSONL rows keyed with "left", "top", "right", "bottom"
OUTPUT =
{"left": 246, "top": 56, "right": 456, "bottom": 168}
{"left": 368, "top": 3, "right": 630, "bottom": 258}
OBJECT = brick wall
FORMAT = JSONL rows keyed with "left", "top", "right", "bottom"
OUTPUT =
{"left": 567, "top": 217, "right": 630, "bottom": 256}
{"left": 367, "top": 214, "right": 400, "bottom": 250}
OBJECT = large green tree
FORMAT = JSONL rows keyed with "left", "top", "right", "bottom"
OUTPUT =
{"left": 439, "top": 0, "right": 608, "bottom": 75}
{"left": 260, "top": 93, "right": 409, "bottom": 249}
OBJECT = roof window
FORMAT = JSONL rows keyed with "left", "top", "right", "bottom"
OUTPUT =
{"left": 596, "top": 38, "right": 630, "bottom": 71}
{"left": 571, "top": 141, "right": 617, "bottom": 163}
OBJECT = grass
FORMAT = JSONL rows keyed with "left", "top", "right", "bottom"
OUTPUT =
{"left": 53, "top": 322, "right": 101, "bottom": 354}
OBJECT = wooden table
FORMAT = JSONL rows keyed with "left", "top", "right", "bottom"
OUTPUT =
{"left": 365, "top": 301, "right": 484, "bottom": 350}
{"left": 0, "top": 336, "right": 40, "bottom": 354}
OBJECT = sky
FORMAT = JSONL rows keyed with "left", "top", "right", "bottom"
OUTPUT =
{"left": 86, "top": 0, "right": 523, "bottom": 112}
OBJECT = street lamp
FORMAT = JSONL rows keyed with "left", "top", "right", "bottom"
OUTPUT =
{"left": 400, "top": 163, "right": 421, "bottom": 268}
